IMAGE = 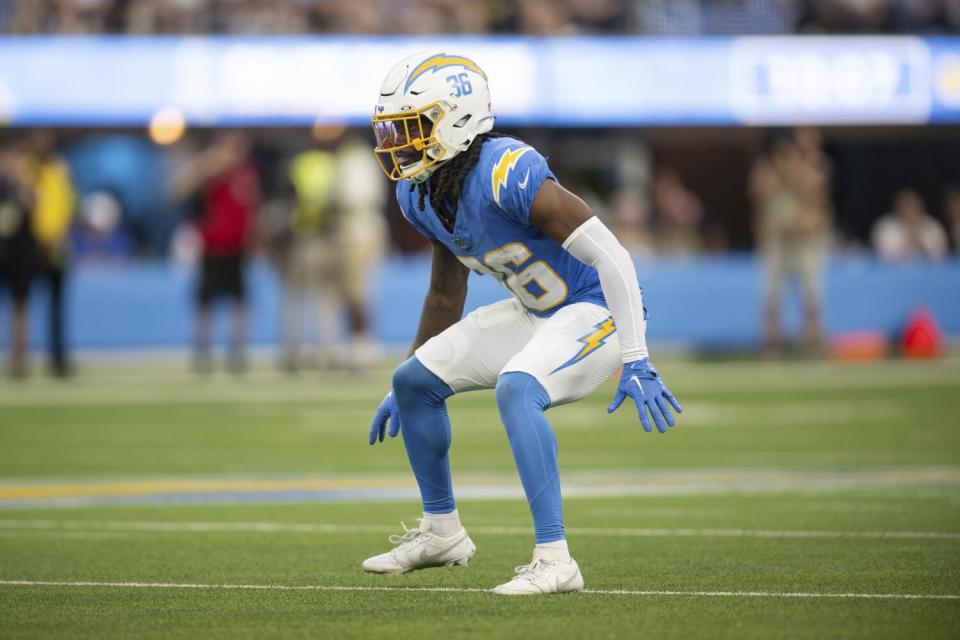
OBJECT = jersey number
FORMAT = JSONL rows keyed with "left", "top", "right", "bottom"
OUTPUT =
{"left": 446, "top": 73, "right": 473, "bottom": 98}
{"left": 460, "top": 243, "right": 568, "bottom": 312}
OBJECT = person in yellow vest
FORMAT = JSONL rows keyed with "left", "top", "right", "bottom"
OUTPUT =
{"left": 281, "top": 132, "right": 387, "bottom": 371}
{"left": 27, "top": 132, "right": 74, "bottom": 377}
{"left": 283, "top": 141, "right": 339, "bottom": 370}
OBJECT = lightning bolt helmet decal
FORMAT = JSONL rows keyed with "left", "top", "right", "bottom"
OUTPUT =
{"left": 404, "top": 53, "right": 487, "bottom": 93}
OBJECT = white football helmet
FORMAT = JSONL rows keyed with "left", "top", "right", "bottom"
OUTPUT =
{"left": 372, "top": 51, "right": 495, "bottom": 183}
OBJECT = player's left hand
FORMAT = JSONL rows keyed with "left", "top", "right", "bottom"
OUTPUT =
{"left": 607, "top": 358, "right": 682, "bottom": 433}
{"left": 368, "top": 391, "right": 402, "bottom": 445}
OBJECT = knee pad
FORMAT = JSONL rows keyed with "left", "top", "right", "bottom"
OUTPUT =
{"left": 392, "top": 357, "right": 453, "bottom": 405}
{"left": 495, "top": 372, "right": 551, "bottom": 417}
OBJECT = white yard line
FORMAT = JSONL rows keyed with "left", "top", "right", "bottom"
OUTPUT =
{"left": 0, "top": 530, "right": 132, "bottom": 540}
{"left": 0, "top": 579, "right": 955, "bottom": 601}
{"left": 0, "top": 519, "right": 957, "bottom": 540}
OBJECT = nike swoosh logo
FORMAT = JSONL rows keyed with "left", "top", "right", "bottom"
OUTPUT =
{"left": 405, "top": 541, "right": 434, "bottom": 566}
{"left": 518, "top": 168, "right": 531, "bottom": 190}
{"left": 631, "top": 377, "right": 646, "bottom": 398}
{"left": 556, "top": 570, "right": 580, "bottom": 591}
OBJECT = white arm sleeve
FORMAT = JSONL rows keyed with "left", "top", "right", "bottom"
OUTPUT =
{"left": 562, "top": 216, "right": 648, "bottom": 363}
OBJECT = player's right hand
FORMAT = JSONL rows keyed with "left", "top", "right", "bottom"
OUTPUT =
{"left": 369, "top": 391, "right": 401, "bottom": 445}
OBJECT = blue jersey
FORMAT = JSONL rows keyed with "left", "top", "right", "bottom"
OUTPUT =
{"left": 397, "top": 136, "right": 606, "bottom": 318}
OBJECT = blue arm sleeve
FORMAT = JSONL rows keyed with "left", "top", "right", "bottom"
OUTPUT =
{"left": 491, "top": 146, "right": 556, "bottom": 227}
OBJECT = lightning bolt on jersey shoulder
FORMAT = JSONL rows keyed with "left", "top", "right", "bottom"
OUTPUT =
{"left": 491, "top": 146, "right": 533, "bottom": 207}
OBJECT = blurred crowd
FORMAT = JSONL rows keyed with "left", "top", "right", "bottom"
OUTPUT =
{"left": 154, "top": 128, "right": 387, "bottom": 373}
{"left": 2, "top": 125, "right": 959, "bottom": 373}
{"left": 2, "top": 0, "right": 960, "bottom": 35}
{"left": 0, "top": 127, "right": 391, "bottom": 376}
{"left": 748, "top": 127, "right": 957, "bottom": 356}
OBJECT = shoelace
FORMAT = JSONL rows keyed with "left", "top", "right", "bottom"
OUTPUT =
{"left": 510, "top": 558, "right": 546, "bottom": 582}
{"left": 387, "top": 520, "right": 429, "bottom": 548}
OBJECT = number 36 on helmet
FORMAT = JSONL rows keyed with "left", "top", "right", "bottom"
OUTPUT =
{"left": 373, "top": 51, "right": 495, "bottom": 184}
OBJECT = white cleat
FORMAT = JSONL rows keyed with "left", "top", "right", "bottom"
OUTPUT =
{"left": 492, "top": 557, "right": 584, "bottom": 595}
{"left": 362, "top": 520, "right": 477, "bottom": 575}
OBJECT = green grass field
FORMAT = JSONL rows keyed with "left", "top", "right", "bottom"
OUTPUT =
{"left": 1, "top": 358, "right": 958, "bottom": 639}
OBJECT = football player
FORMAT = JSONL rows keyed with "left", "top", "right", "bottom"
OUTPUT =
{"left": 365, "top": 51, "right": 682, "bottom": 595}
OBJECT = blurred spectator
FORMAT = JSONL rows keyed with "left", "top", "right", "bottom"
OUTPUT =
{"left": 516, "top": 0, "right": 577, "bottom": 35}
{"left": 0, "top": 143, "right": 37, "bottom": 378}
{"left": 945, "top": 184, "right": 960, "bottom": 253}
{"left": 443, "top": 0, "right": 493, "bottom": 33}
{"left": 566, "top": 0, "right": 627, "bottom": 33}
{"left": 281, "top": 134, "right": 340, "bottom": 370}
{"left": 172, "top": 132, "right": 259, "bottom": 373}
{"left": 889, "top": 0, "right": 950, "bottom": 32}
{"left": 280, "top": 131, "right": 386, "bottom": 371}
{"left": 949, "top": 0, "right": 960, "bottom": 28}
{"left": 217, "top": 0, "right": 310, "bottom": 34}
{"left": 640, "top": 0, "right": 797, "bottom": 34}
{"left": 871, "top": 189, "right": 949, "bottom": 261}
{"left": 62, "top": 134, "right": 172, "bottom": 258}
{"left": 610, "top": 187, "right": 654, "bottom": 256}
{"left": 651, "top": 167, "right": 704, "bottom": 255}
{"left": 637, "top": 0, "right": 706, "bottom": 34}
{"left": 73, "top": 190, "right": 135, "bottom": 262}
{"left": 25, "top": 131, "right": 75, "bottom": 377}
{"left": 750, "top": 127, "right": 832, "bottom": 356}
{"left": 395, "top": 0, "right": 446, "bottom": 35}
{"left": 125, "top": 0, "right": 219, "bottom": 33}
{"left": 802, "top": 0, "right": 892, "bottom": 32}
{"left": 332, "top": 136, "right": 388, "bottom": 369}
{"left": 702, "top": 0, "right": 797, "bottom": 34}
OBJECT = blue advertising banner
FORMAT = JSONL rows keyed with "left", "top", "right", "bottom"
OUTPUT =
{"left": 0, "top": 35, "right": 958, "bottom": 126}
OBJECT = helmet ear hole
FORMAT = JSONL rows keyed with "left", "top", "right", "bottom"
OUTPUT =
{"left": 452, "top": 114, "right": 472, "bottom": 128}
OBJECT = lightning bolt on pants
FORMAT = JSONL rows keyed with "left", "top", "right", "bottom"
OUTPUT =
{"left": 495, "top": 371, "right": 564, "bottom": 543}
{"left": 393, "top": 357, "right": 457, "bottom": 514}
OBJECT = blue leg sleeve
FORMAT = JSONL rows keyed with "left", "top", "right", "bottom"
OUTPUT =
{"left": 392, "top": 357, "right": 456, "bottom": 514}
{"left": 495, "top": 372, "right": 564, "bottom": 544}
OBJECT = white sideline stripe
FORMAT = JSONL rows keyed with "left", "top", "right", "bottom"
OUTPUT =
{"left": 0, "top": 520, "right": 958, "bottom": 540}
{"left": 0, "top": 530, "right": 126, "bottom": 540}
{"left": 0, "top": 580, "right": 956, "bottom": 601}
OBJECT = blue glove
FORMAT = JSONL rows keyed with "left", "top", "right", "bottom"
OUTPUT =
{"left": 607, "top": 358, "right": 682, "bottom": 433}
{"left": 368, "top": 391, "right": 401, "bottom": 445}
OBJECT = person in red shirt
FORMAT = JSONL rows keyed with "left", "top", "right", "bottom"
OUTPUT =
{"left": 173, "top": 132, "right": 259, "bottom": 373}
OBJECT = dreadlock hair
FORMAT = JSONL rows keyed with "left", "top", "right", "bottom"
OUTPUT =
{"left": 411, "top": 131, "right": 515, "bottom": 232}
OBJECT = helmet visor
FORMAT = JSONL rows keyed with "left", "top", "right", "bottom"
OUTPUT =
{"left": 372, "top": 105, "right": 443, "bottom": 181}
{"left": 373, "top": 119, "right": 428, "bottom": 166}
